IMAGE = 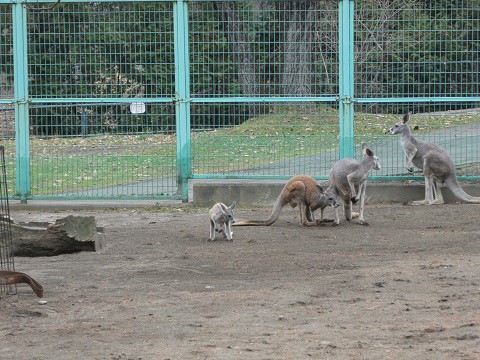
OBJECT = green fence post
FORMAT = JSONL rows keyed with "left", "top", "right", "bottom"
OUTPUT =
{"left": 339, "top": 0, "right": 355, "bottom": 159}
{"left": 174, "top": 0, "right": 191, "bottom": 201}
{"left": 13, "top": 1, "right": 30, "bottom": 202}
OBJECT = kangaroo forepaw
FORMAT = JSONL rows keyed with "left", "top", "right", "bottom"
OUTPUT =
{"left": 350, "top": 197, "right": 358, "bottom": 204}
{"left": 359, "top": 220, "right": 369, "bottom": 226}
{"left": 406, "top": 166, "right": 414, "bottom": 173}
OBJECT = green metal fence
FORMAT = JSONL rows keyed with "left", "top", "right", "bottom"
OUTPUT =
{"left": 0, "top": 0, "right": 479, "bottom": 201}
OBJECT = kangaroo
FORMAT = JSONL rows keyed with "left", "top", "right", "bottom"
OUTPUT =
{"left": 209, "top": 201, "right": 236, "bottom": 241}
{"left": 328, "top": 143, "right": 381, "bottom": 226}
{"left": 233, "top": 175, "right": 338, "bottom": 227}
{"left": 389, "top": 112, "right": 480, "bottom": 205}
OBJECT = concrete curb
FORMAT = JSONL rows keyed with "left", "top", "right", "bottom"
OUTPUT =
{"left": 192, "top": 180, "right": 480, "bottom": 207}
{"left": 6, "top": 181, "right": 480, "bottom": 210}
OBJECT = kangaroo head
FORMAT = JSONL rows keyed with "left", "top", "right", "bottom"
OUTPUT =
{"left": 319, "top": 185, "right": 339, "bottom": 208}
{"left": 220, "top": 202, "right": 236, "bottom": 222}
{"left": 388, "top": 112, "right": 411, "bottom": 135}
{"left": 362, "top": 143, "right": 381, "bottom": 171}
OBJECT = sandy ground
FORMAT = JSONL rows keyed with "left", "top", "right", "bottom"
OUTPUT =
{"left": 1, "top": 202, "right": 479, "bottom": 360}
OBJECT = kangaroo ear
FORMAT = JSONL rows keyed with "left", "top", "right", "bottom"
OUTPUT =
{"left": 316, "top": 184, "right": 325, "bottom": 194}
{"left": 229, "top": 201, "right": 236, "bottom": 209}
{"left": 366, "top": 148, "right": 374, "bottom": 157}
{"left": 362, "top": 143, "right": 368, "bottom": 154}
{"left": 403, "top": 112, "right": 411, "bottom": 124}
{"left": 220, "top": 203, "right": 228, "bottom": 212}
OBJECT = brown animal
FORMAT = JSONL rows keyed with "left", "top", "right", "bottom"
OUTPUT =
{"left": 233, "top": 175, "right": 338, "bottom": 227}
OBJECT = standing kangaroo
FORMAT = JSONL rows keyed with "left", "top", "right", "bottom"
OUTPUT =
{"left": 209, "top": 201, "right": 236, "bottom": 241}
{"left": 328, "top": 143, "right": 381, "bottom": 226}
{"left": 233, "top": 175, "right": 338, "bottom": 227}
{"left": 389, "top": 112, "right": 480, "bottom": 205}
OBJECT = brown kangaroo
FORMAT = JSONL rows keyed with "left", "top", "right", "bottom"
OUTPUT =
{"left": 233, "top": 175, "right": 338, "bottom": 227}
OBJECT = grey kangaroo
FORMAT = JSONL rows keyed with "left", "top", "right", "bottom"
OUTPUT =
{"left": 389, "top": 112, "right": 480, "bottom": 205}
{"left": 328, "top": 143, "right": 381, "bottom": 226}
{"left": 209, "top": 201, "right": 236, "bottom": 241}
{"left": 233, "top": 175, "right": 338, "bottom": 227}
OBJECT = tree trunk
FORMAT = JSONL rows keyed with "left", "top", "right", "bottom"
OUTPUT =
{"left": 280, "top": 1, "right": 317, "bottom": 97}
{"left": 214, "top": 2, "right": 261, "bottom": 116}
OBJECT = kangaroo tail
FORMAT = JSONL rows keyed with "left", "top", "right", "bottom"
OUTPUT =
{"left": 232, "top": 220, "right": 270, "bottom": 226}
{"left": 444, "top": 175, "right": 480, "bottom": 204}
{"left": 233, "top": 196, "right": 287, "bottom": 227}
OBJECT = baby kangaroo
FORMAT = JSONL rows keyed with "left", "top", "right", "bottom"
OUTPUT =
{"left": 233, "top": 175, "right": 338, "bottom": 227}
{"left": 328, "top": 143, "right": 381, "bottom": 226}
{"left": 209, "top": 201, "right": 236, "bottom": 241}
{"left": 389, "top": 112, "right": 480, "bottom": 205}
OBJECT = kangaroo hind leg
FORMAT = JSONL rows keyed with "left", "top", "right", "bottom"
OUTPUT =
{"left": 357, "top": 182, "right": 369, "bottom": 226}
{"left": 409, "top": 175, "right": 431, "bottom": 205}
{"left": 431, "top": 179, "right": 444, "bottom": 204}
{"left": 411, "top": 157, "right": 442, "bottom": 205}
{"left": 344, "top": 199, "right": 352, "bottom": 221}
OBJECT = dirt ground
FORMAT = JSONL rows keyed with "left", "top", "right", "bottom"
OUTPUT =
{"left": 1, "top": 202, "right": 479, "bottom": 360}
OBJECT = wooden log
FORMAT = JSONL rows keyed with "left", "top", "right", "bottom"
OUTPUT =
{"left": 10, "top": 215, "right": 105, "bottom": 257}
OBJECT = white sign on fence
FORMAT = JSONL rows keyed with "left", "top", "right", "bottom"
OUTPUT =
{"left": 130, "top": 102, "right": 146, "bottom": 114}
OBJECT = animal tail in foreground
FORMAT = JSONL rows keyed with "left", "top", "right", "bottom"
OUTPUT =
{"left": 233, "top": 197, "right": 288, "bottom": 226}
{"left": 445, "top": 176, "right": 480, "bottom": 204}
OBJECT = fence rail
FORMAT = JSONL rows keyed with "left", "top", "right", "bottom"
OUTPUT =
{"left": 0, "top": 0, "right": 479, "bottom": 201}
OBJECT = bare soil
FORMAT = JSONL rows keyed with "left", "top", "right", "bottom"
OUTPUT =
{"left": 1, "top": 203, "right": 479, "bottom": 360}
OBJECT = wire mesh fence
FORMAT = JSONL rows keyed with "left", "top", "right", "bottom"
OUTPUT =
{"left": 27, "top": 2, "right": 175, "bottom": 99}
{"left": 355, "top": 1, "right": 480, "bottom": 105}
{"left": 354, "top": 102, "right": 480, "bottom": 178}
{"left": 0, "top": 145, "right": 16, "bottom": 299}
{"left": 29, "top": 102, "right": 177, "bottom": 198}
{"left": 191, "top": 102, "right": 340, "bottom": 178}
{"left": 0, "top": 0, "right": 478, "bottom": 200}
{"left": 189, "top": 1, "right": 338, "bottom": 98}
